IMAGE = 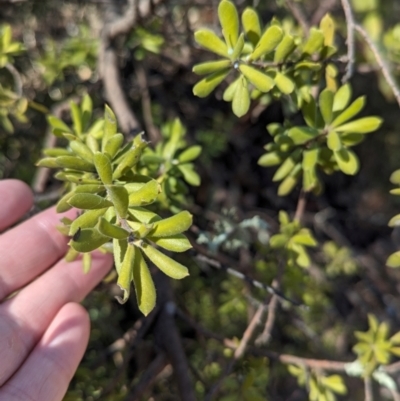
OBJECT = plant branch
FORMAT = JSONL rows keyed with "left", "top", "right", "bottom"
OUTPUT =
{"left": 364, "top": 376, "right": 373, "bottom": 401}
{"left": 340, "top": 0, "right": 356, "bottom": 83}
{"left": 354, "top": 23, "right": 400, "bottom": 108}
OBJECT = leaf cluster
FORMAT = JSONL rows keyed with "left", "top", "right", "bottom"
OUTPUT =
{"left": 387, "top": 169, "right": 400, "bottom": 267}
{"left": 38, "top": 97, "right": 196, "bottom": 315}
{"left": 0, "top": 24, "right": 25, "bottom": 68}
{"left": 258, "top": 84, "right": 382, "bottom": 195}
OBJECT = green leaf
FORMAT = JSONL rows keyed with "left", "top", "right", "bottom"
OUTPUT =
{"left": 132, "top": 248, "right": 156, "bottom": 315}
{"left": 274, "top": 72, "right": 295, "bottom": 94}
{"left": 278, "top": 164, "right": 301, "bottom": 196}
{"left": 93, "top": 152, "right": 112, "bottom": 185}
{"left": 242, "top": 7, "right": 261, "bottom": 46}
{"left": 341, "top": 132, "right": 364, "bottom": 147}
{"left": 81, "top": 94, "right": 93, "bottom": 132}
{"left": 274, "top": 34, "right": 295, "bottom": 62}
{"left": 335, "top": 116, "right": 382, "bottom": 134}
{"left": 287, "top": 126, "right": 319, "bottom": 145}
{"left": 140, "top": 242, "right": 189, "bottom": 279}
{"left": 70, "top": 101, "right": 82, "bottom": 135}
{"left": 193, "top": 60, "right": 231, "bottom": 75}
{"left": 218, "top": 0, "right": 239, "bottom": 49}
{"left": 55, "top": 156, "right": 95, "bottom": 172}
{"left": 390, "top": 170, "right": 400, "bottom": 185}
{"left": 302, "top": 148, "right": 319, "bottom": 170}
{"left": 270, "top": 234, "right": 287, "bottom": 248}
{"left": 319, "top": 88, "right": 334, "bottom": 124}
{"left": 128, "top": 179, "right": 160, "bottom": 206}
{"left": 387, "top": 251, "right": 400, "bottom": 268}
{"left": 389, "top": 214, "right": 400, "bottom": 227}
{"left": 390, "top": 331, "right": 400, "bottom": 344}
{"left": 108, "top": 185, "right": 129, "bottom": 218}
{"left": 86, "top": 133, "right": 100, "bottom": 153}
{"left": 116, "top": 243, "right": 134, "bottom": 304}
{"left": 103, "top": 104, "right": 117, "bottom": 148}
{"left": 193, "top": 69, "right": 230, "bottom": 98}
{"left": 320, "top": 14, "right": 335, "bottom": 46}
{"left": 334, "top": 148, "right": 359, "bottom": 175}
{"left": 148, "top": 234, "right": 192, "bottom": 252}
{"left": 98, "top": 217, "right": 129, "bottom": 239}
{"left": 327, "top": 131, "right": 342, "bottom": 151}
{"left": 149, "top": 211, "right": 192, "bottom": 237}
{"left": 321, "top": 375, "right": 346, "bottom": 395}
{"left": 56, "top": 191, "right": 75, "bottom": 213}
{"left": 47, "top": 115, "right": 72, "bottom": 137}
{"left": 232, "top": 75, "right": 250, "bottom": 117}
{"left": 301, "top": 98, "right": 317, "bottom": 128}
{"left": 194, "top": 29, "right": 228, "bottom": 57}
{"left": 333, "top": 83, "right": 352, "bottom": 112}
{"left": 36, "top": 157, "right": 60, "bottom": 168}
{"left": 239, "top": 64, "right": 275, "bottom": 92}
{"left": 292, "top": 230, "right": 317, "bottom": 246}
{"left": 178, "top": 145, "right": 202, "bottom": 163}
{"left": 129, "top": 207, "right": 161, "bottom": 224}
{"left": 104, "top": 133, "right": 124, "bottom": 159}
{"left": 69, "top": 208, "right": 109, "bottom": 236}
{"left": 178, "top": 163, "right": 201, "bottom": 186}
{"left": 43, "top": 148, "right": 72, "bottom": 157}
{"left": 302, "top": 28, "right": 325, "bottom": 55}
{"left": 231, "top": 33, "right": 245, "bottom": 61}
{"left": 68, "top": 193, "right": 113, "bottom": 209}
{"left": 113, "top": 238, "right": 127, "bottom": 274}
{"left": 273, "top": 148, "right": 302, "bottom": 181}
{"left": 70, "top": 228, "right": 110, "bottom": 253}
{"left": 223, "top": 77, "right": 240, "bottom": 101}
{"left": 258, "top": 151, "right": 283, "bottom": 167}
{"left": 250, "top": 25, "right": 283, "bottom": 60}
{"left": 331, "top": 96, "right": 365, "bottom": 127}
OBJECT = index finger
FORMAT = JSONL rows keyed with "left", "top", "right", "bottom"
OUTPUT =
{"left": 0, "top": 205, "right": 76, "bottom": 300}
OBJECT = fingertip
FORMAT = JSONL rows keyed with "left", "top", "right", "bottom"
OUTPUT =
{"left": 0, "top": 179, "right": 34, "bottom": 231}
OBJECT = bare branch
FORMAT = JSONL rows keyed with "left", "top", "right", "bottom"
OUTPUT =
{"left": 364, "top": 376, "right": 373, "bottom": 401}
{"left": 355, "top": 23, "right": 400, "bottom": 108}
{"left": 340, "top": 0, "right": 356, "bottom": 82}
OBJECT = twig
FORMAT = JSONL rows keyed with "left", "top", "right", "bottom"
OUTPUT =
{"left": 294, "top": 189, "right": 307, "bottom": 223}
{"left": 355, "top": 23, "right": 400, "bottom": 108}
{"left": 135, "top": 64, "right": 162, "bottom": 143}
{"left": 5, "top": 63, "right": 23, "bottom": 97}
{"left": 205, "top": 304, "right": 267, "bottom": 401}
{"left": 255, "top": 293, "right": 279, "bottom": 345}
{"left": 340, "top": 0, "right": 355, "bottom": 83}
{"left": 364, "top": 376, "right": 373, "bottom": 401}
{"left": 285, "top": 0, "right": 309, "bottom": 33}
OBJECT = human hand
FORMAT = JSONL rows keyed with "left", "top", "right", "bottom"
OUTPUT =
{"left": 0, "top": 179, "right": 113, "bottom": 400}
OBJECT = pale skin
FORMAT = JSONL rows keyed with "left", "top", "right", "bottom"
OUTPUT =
{"left": 0, "top": 179, "right": 113, "bottom": 400}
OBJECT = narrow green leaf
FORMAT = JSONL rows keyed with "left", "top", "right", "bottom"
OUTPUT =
{"left": 69, "top": 208, "right": 109, "bottom": 236}
{"left": 334, "top": 148, "right": 359, "bottom": 175}
{"left": 149, "top": 211, "right": 192, "bottom": 237}
{"left": 258, "top": 151, "right": 283, "bottom": 167}
{"left": 113, "top": 238, "right": 128, "bottom": 274}
{"left": 242, "top": 7, "right": 261, "bottom": 46}
{"left": 335, "top": 116, "right": 382, "bottom": 134}
{"left": 389, "top": 214, "right": 400, "bottom": 227}
{"left": 178, "top": 163, "right": 201, "bottom": 186}
{"left": 108, "top": 185, "right": 129, "bottom": 218}
{"left": 278, "top": 164, "right": 301, "bottom": 196}
{"left": 193, "top": 69, "right": 230, "bottom": 98}
{"left": 333, "top": 83, "right": 352, "bottom": 112}
{"left": 302, "top": 148, "right": 319, "bottom": 170}
{"left": 274, "top": 34, "right": 296, "bottom": 62}
{"left": 68, "top": 193, "right": 113, "bottom": 209}
{"left": 70, "top": 228, "right": 109, "bottom": 253}
{"left": 194, "top": 29, "right": 228, "bottom": 57}
{"left": 327, "top": 131, "right": 342, "bottom": 151}
{"left": 56, "top": 191, "right": 75, "bottom": 213}
{"left": 302, "top": 28, "right": 325, "bottom": 55}
{"left": 98, "top": 217, "right": 129, "bottom": 239}
{"left": 287, "top": 126, "right": 319, "bottom": 145}
{"left": 140, "top": 242, "right": 189, "bottom": 279}
{"left": 223, "top": 77, "right": 240, "bottom": 101}
{"left": 81, "top": 94, "right": 93, "bottom": 132}
{"left": 178, "top": 146, "right": 202, "bottom": 163}
{"left": 218, "top": 0, "right": 239, "bottom": 49}
{"left": 129, "top": 207, "right": 161, "bottom": 224}
{"left": 104, "top": 133, "right": 124, "bottom": 159}
{"left": 93, "top": 152, "right": 112, "bottom": 185}
{"left": 86, "top": 133, "right": 100, "bottom": 153}
{"left": 250, "top": 25, "right": 283, "bottom": 60}
{"left": 273, "top": 149, "right": 302, "bottom": 182}
{"left": 56, "top": 156, "right": 95, "bottom": 172}
{"left": 331, "top": 96, "right": 365, "bottom": 127}
{"left": 47, "top": 115, "right": 72, "bottom": 137}
{"left": 69, "top": 141, "right": 93, "bottom": 163}
{"left": 319, "top": 88, "right": 334, "bottom": 124}
{"left": 103, "top": 105, "right": 117, "bottom": 149}
{"left": 390, "top": 170, "right": 400, "bottom": 185}
{"left": 320, "top": 14, "right": 335, "bottom": 46}
{"left": 231, "top": 33, "right": 245, "bottom": 60}
{"left": 116, "top": 243, "right": 134, "bottom": 304}
{"left": 128, "top": 179, "right": 160, "bottom": 206}
{"left": 193, "top": 60, "right": 231, "bottom": 75}
{"left": 232, "top": 75, "right": 250, "bottom": 117}
{"left": 387, "top": 251, "right": 400, "bottom": 268}
{"left": 132, "top": 249, "right": 156, "bottom": 315}
{"left": 70, "top": 101, "right": 82, "bottom": 135}
{"left": 36, "top": 157, "right": 59, "bottom": 168}
{"left": 239, "top": 64, "right": 275, "bottom": 92}
{"left": 274, "top": 72, "right": 295, "bottom": 94}
{"left": 43, "top": 148, "right": 72, "bottom": 157}
{"left": 148, "top": 234, "right": 192, "bottom": 252}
